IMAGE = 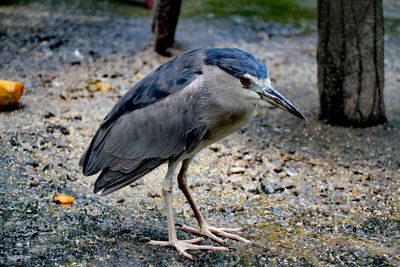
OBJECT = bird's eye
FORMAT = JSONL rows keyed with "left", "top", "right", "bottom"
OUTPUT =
{"left": 239, "top": 76, "right": 251, "bottom": 88}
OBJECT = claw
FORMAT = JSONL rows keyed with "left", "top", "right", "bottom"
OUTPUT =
{"left": 148, "top": 238, "right": 229, "bottom": 259}
{"left": 179, "top": 225, "right": 252, "bottom": 245}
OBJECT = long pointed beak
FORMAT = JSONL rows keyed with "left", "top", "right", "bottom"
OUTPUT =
{"left": 257, "top": 86, "right": 306, "bottom": 120}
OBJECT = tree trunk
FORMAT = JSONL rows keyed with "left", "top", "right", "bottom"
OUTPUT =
{"left": 317, "top": 0, "right": 386, "bottom": 126}
{"left": 153, "top": 0, "right": 182, "bottom": 56}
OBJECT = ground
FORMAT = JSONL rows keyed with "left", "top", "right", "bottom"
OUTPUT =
{"left": 1, "top": 2, "right": 399, "bottom": 267}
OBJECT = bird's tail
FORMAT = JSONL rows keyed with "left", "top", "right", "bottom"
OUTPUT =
{"left": 94, "top": 158, "right": 164, "bottom": 196}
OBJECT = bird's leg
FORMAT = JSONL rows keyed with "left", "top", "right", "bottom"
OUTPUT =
{"left": 177, "top": 159, "right": 252, "bottom": 245}
{"left": 148, "top": 161, "right": 228, "bottom": 259}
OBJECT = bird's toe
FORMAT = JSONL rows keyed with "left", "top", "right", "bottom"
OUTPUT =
{"left": 148, "top": 238, "right": 228, "bottom": 260}
{"left": 208, "top": 227, "right": 252, "bottom": 244}
{"left": 179, "top": 224, "right": 252, "bottom": 244}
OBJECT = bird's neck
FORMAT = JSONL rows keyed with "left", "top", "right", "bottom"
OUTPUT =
{"left": 200, "top": 90, "right": 256, "bottom": 145}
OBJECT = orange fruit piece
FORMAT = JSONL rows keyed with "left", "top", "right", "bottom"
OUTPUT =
{"left": 0, "top": 80, "right": 24, "bottom": 105}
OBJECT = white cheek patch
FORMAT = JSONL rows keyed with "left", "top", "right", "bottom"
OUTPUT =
{"left": 242, "top": 73, "right": 271, "bottom": 88}
{"left": 239, "top": 89, "right": 260, "bottom": 100}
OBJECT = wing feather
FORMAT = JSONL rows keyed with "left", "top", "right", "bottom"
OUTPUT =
{"left": 81, "top": 49, "right": 205, "bottom": 177}
{"left": 80, "top": 50, "right": 209, "bottom": 194}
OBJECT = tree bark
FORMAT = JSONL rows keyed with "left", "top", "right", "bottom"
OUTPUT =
{"left": 153, "top": 0, "right": 182, "bottom": 56}
{"left": 317, "top": 0, "right": 386, "bottom": 126}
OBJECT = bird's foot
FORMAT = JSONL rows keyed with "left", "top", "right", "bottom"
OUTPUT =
{"left": 148, "top": 237, "right": 229, "bottom": 260}
{"left": 179, "top": 224, "right": 252, "bottom": 245}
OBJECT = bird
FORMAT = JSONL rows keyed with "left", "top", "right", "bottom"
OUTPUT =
{"left": 80, "top": 48, "right": 306, "bottom": 259}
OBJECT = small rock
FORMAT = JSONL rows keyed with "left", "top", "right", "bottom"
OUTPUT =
{"left": 89, "top": 50, "right": 100, "bottom": 59}
{"left": 243, "top": 154, "right": 253, "bottom": 161}
{"left": 247, "top": 194, "right": 262, "bottom": 202}
{"left": 29, "top": 180, "right": 39, "bottom": 187}
{"left": 73, "top": 114, "right": 82, "bottom": 120}
{"left": 10, "top": 138, "right": 19, "bottom": 146}
{"left": 130, "top": 180, "right": 144, "bottom": 187}
{"left": 229, "top": 167, "right": 246, "bottom": 174}
{"left": 243, "top": 183, "right": 258, "bottom": 193}
{"left": 230, "top": 180, "right": 243, "bottom": 190}
{"left": 260, "top": 178, "right": 285, "bottom": 194}
{"left": 42, "top": 164, "right": 52, "bottom": 171}
{"left": 147, "top": 191, "right": 161, "bottom": 198}
{"left": 57, "top": 140, "right": 68, "bottom": 148}
{"left": 208, "top": 144, "right": 220, "bottom": 152}
{"left": 261, "top": 179, "right": 275, "bottom": 194}
{"left": 49, "top": 40, "right": 63, "bottom": 50}
{"left": 273, "top": 167, "right": 284, "bottom": 173}
{"left": 60, "top": 174, "right": 70, "bottom": 181}
{"left": 59, "top": 125, "right": 69, "bottom": 135}
{"left": 43, "top": 111, "right": 55, "bottom": 118}
{"left": 219, "top": 204, "right": 244, "bottom": 213}
{"left": 46, "top": 124, "right": 69, "bottom": 135}
{"left": 66, "top": 174, "right": 78, "bottom": 181}
{"left": 272, "top": 159, "right": 284, "bottom": 168}
{"left": 254, "top": 155, "right": 263, "bottom": 163}
{"left": 286, "top": 168, "right": 298, "bottom": 177}
{"left": 116, "top": 198, "right": 125, "bottom": 204}
{"left": 73, "top": 49, "right": 84, "bottom": 59}
{"left": 26, "top": 160, "right": 39, "bottom": 168}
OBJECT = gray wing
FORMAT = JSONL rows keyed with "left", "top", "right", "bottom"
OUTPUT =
{"left": 93, "top": 91, "right": 207, "bottom": 195}
{"left": 80, "top": 49, "right": 208, "bottom": 195}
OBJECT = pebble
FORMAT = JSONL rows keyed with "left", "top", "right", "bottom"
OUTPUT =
{"left": 219, "top": 204, "right": 244, "bottom": 213}
{"left": 260, "top": 178, "right": 286, "bottom": 194}
{"left": 29, "top": 180, "right": 39, "bottom": 187}
{"left": 229, "top": 167, "right": 246, "bottom": 174}
{"left": 147, "top": 191, "right": 161, "bottom": 198}
{"left": 247, "top": 194, "right": 262, "bottom": 202}
{"left": 46, "top": 124, "right": 70, "bottom": 135}
{"left": 26, "top": 160, "right": 39, "bottom": 168}
{"left": 273, "top": 167, "right": 284, "bottom": 173}
{"left": 243, "top": 154, "right": 253, "bottom": 161}
{"left": 9, "top": 138, "right": 19, "bottom": 146}
{"left": 243, "top": 183, "right": 258, "bottom": 193}
{"left": 208, "top": 144, "right": 221, "bottom": 152}
{"left": 286, "top": 168, "right": 298, "bottom": 177}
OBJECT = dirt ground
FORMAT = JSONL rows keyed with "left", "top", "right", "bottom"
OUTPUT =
{"left": 1, "top": 3, "right": 399, "bottom": 267}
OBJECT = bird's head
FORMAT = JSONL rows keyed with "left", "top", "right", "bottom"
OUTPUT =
{"left": 204, "top": 48, "right": 306, "bottom": 120}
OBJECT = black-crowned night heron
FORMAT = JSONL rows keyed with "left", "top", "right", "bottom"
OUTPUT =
{"left": 80, "top": 48, "right": 305, "bottom": 259}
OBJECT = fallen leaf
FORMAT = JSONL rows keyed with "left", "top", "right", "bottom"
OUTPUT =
{"left": 53, "top": 194, "right": 74, "bottom": 205}
{"left": 96, "top": 82, "right": 112, "bottom": 92}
